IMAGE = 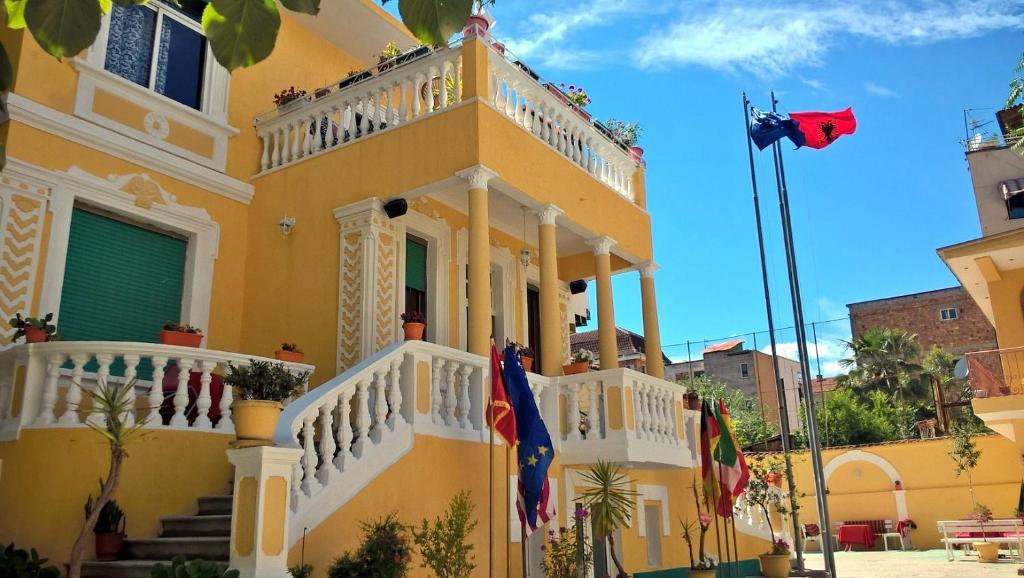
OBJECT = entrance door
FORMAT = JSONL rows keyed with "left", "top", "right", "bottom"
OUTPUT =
{"left": 527, "top": 285, "right": 542, "bottom": 370}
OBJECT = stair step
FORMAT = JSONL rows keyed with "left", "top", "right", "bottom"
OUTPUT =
{"left": 197, "top": 495, "right": 233, "bottom": 516}
{"left": 123, "top": 537, "right": 229, "bottom": 561}
{"left": 161, "top": 514, "right": 232, "bottom": 537}
{"left": 82, "top": 560, "right": 171, "bottom": 578}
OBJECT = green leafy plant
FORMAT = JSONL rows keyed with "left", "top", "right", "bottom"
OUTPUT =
{"left": 604, "top": 119, "right": 643, "bottom": 147}
{"left": 273, "top": 86, "right": 308, "bottom": 107}
{"left": 379, "top": 41, "right": 403, "bottom": 63}
{"left": 558, "top": 83, "right": 591, "bottom": 108}
{"left": 328, "top": 513, "right": 412, "bottom": 578}
{"left": 289, "top": 564, "right": 314, "bottom": 578}
{"left": 224, "top": 360, "right": 309, "bottom": 402}
{"left": 745, "top": 456, "right": 789, "bottom": 556}
{"left": 540, "top": 522, "right": 592, "bottom": 578}
{"left": 411, "top": 491, "right": 478, "bottom": 578}
{"left": 579, "top": 460, "right": 637, "bottom": 578}
{"left": 151, "top": 556, "right": 239, "bottom": 578}
{"left": 8, "top": 312, "right": 56, "bottom": 342}
{"left": 68, "top": 379, "right": 146, "bottom": 578}
{"left": 85, "top": 491, "right": 126, "bottom": 534}
{"left": 769, "top": 538, "right": 790, "bottom": 556}
{"left": 684, "top": 478, "right": 715, "bottom": 570}
{"left": 162, "top": 321, "right": 203, "bottom": 334}
{"left": 281, "top": 342, "right": 302, "bottom": 353}
{"left": 0, "top": 543, "right": 60, "bottom": 578}
{"left": 950, "top": 424, "right": 982, "bottom": 510}
{"left": 570, "top": 349, "right": 594, "bottom": 364}
{"left": 1006, "top": 52, "right": 1024, "bottom": 155}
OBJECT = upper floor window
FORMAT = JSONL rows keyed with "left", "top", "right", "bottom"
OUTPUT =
{"left": 104, "top": 0, "right": 207, "bottom": 110}
{"left": 740, "top": 362, "right": 750, "bottom": 379}
{"left": 1003, "top": 179, "right": 1024, "bottom": 220}
{"left": 940, "top": 307, "right": 959, "bottom": 321}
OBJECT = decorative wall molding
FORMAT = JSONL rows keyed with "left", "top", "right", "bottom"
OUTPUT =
{"left": 7, "top": 93, "right": 253, "bottom": 204}
{"left": 21, "top": 160, "right": 221, "bottom": 343}
{"left": 0, "top": 162, "right": 50, "bottom": 343}
{"left": 586, "top": 235, "right": 617, "bottom": 256}
{"left": 533, "top": 203, "right": 564, "bottom": 226}
{"left": 455, "top": 165, "right": 498, "bottom": 191}
{"left": 635, "top": 484, "right": 671, "bottom": 537}
{"left": 823, "top": 449, "right": 909, "bottom": 520}
{"left": 638, "top": 261, "right": 659, "bottom": 279}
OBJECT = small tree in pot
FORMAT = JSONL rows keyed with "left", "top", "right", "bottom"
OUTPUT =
{"left": 225, "top": 360, "right": 309, "bottom": 443}
{"left": 580, "top": 460, "right": 637, "bottom": 578}
{"left": 746, "top": 457, "right": 791, "bottom": 578}
{"left": 85, "top": 493, "right": 126, "bottom": 561}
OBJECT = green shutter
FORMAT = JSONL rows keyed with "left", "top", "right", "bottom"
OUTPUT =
{"left": 58, "top": 208, "right": 187, "bottom": 343}
{"left": 406, "top": 237, "right": 427, "bottom": 292}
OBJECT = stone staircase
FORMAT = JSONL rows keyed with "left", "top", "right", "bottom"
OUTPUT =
{"left": 81, "top": 495, "right": 232, "bottom": 578}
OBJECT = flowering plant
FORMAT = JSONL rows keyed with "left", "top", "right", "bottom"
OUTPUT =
{"left": 770, "top": 538, "right": 790, "bottom": 556}
{"left": 571, "top": 349, "right": 594, "bottom": 364}
{"left": 681, "top": 480, "right": 717, "bottom": 569}
{"left": 559, "top": 83, "right": 591, "bottom": 108}
{"left": 273, "top": 86, "right": 307, "bottom": 107}
{"left": 604, "top": 119, "right": 643, "bottom": 147}
{"left": 541, "top": 524, "right": 592, "bottom": 578}
{"left": 401, "top": 311, "right": 426, "bottom": 324}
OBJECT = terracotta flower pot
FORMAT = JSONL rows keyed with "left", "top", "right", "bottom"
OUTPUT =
{"left": 894, "top": 482, "right": 903, "bottom": 490}
{"left": 94, "top": 532, "right": 124, "bottom": 561}
{"left": 232, "top": 400, "right": 283, "bottom": 442}
{"left": 24, "top": 327, "right": 48, "bottom": 343}
{"left": 689, "top": 569, "right": 715, "bottom": 578}
{"left": 160, "top": 330, "right": 202, "bottom": 347}
{"left": 629, "top": 145, "right": 644, "bottom": 162}
{"left": 275, "top": 350, "right": 305, "bottom": 363}
{"left": 403, "top": 322, "right": 426, "bottom": 341}
{"left": 974, "top": 541, "right": 999, "bottom": 563}
{"left": 463, "top": 14, "right": 489, "bottom": 36}
{"left": 685, "top": 395, "right": 700, "bottom": 411}
{"left": 521, "top": 356, "right": 534, "bottom": 373}
{"left": 759, "top": 553, "right": 790, "bottom": 578}
{"left": 767, "top": 472, "right": 783, "bottom": 488}
{"left": 562, "top": 361, "right": 590, "bottom": 375}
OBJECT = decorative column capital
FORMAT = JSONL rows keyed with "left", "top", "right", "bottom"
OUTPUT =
{"left": 586, "top": 236, "right": 617, "bottom": 256}
{"left": 638, "top": 262, "right": 659, "bottom": 279}
{"left": 533, "top": 204, "right": 564, "bottom": 226}
{"left": 456, "top": 165, "right": 498, "bottom": 190}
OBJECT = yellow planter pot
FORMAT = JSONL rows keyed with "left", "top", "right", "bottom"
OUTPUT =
{"left": 232, "top": 400, "right": 284, "bottom": 443}
{"left": 689, "top": 569, "right": 716, "bottom": 578}
{"left": 973, "top": 541, "right": 1000, "bottom": 563}
{"left": 759, "top": 554, "right": 790, "bottom": 578}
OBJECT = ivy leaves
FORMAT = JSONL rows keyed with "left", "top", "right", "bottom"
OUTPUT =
{"left": 202, "top": 0, "right": 280, "bottom": 72}
{"left": 24, "top": 0, "right": 102, "bottom": 60}
{"left": 385, "top": 0, "right": 473, "bottom": 47}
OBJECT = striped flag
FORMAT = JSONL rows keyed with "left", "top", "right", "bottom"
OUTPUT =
{"left": 516, "top": 477, "right": 556, "bottom": 537}
{"left": 714, "top": 399, "right": 750, "bottom": 517}
{"left": 699, "top": 400, "right": 721, "bottom": 506}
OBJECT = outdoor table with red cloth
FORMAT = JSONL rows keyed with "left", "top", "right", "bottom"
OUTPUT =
{"left": 837, "top": 524, "right": 875, "bottom": 551}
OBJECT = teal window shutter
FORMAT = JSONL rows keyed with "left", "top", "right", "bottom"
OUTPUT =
{"left": 406, "top": 237, "right": 427, "bottom": 293}
{"left": 58, "top": 208, "right": 187, "bottom": 343}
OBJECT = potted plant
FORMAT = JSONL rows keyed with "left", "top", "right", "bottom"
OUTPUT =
{"left": 518, "top": 345, "right": 535, "bottom": 373}
{"left": 560, "top": 83, "right": 592, "bottom": 122}
{"left": 340, "top": 68, "right": 372, "bottom": 89}
{"left": 396, "top": 44, "right": 430, "bottom": 66}
{"left": 9, "top": 312, "right": 56, "bottom": 343}
{"left": 289, "top": 564, "right": 314, "bottom": 578}
{"left": 314, "top": 86, "right": 331, "bottom": 99}
{"left": 969, "top": 504, "right": 999, "bottom": 562}
{"left": 605, "top": 118, "right": 644, "bottom": 161}
{"left": 514, "top": 61, "right": 540, "bottom": 81}
{"left": 273, "top": 86, "right": 309, "bottom": 114}
{"left": 463, "top": 9, "right": 490, "bottom": 37}
{"left": 160, "top": 322, "right": 203, "bottom": 347}
{"left": 225, "top": 360, "right": 309, "bottom": 443}
{"left": 275, "top": 343, "right": 305, "bottom": 363}
{"left": 894, "top": 480, "right": 903, "bottom": 490}
{"left": 153, "top": 557, "right": 239, "bottom": 578}
{"left": 563, "top": 349, "right": 593, "bottom": 375}
{"left": 767, "top": 471, "right": 783, "bottom": 488}
{"left": 683, "top": 391, "right": 700, "bottom": 411}
{"left": 377, "top": 42, "right": 403, "bottom": 73}
{"left": 747, "top": 458, "right": 791, "bottom": 578}
{"left": 402, "top": 311, "right": 426, "bottom": 341}
{"left": 681, "top": 480, "right": 717, "bottom": 578}
{"left": 85, "top": 494, "right": 125, "bottom": 561}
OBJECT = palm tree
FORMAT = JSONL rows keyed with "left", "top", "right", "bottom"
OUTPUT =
{"left": 579, "top": 460, "right": 638, "bottom": 578}
{"left": 839, "top": 327, "right": 926, "bottom": 402}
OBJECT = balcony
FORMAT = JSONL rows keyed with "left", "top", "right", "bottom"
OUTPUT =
{"left": 0, "top": 341, "right": 314, "bottom": 441}
{"left": 965, "top": 347, "right": 1021, "bottom": 397}
{"left": 252, "top": 34, "right": 642, "bottom": 207}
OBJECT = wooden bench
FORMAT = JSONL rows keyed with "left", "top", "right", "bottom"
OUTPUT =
{"left": 937, "top": 519, "right": 1024, "bottom": 561}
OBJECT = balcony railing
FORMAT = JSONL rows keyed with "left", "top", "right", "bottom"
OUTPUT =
{"left": 252, "top": 33, "right": 639, "bottom": 203}
{"left": 965, "top": 347, "right": 1020, "bottom": 397}
{"left": 0, "top": 341, "right": 314, "bottom": 440}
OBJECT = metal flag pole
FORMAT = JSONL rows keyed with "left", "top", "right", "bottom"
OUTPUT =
{"left": 770, "top": 91, "right": 837, "bottom": 577}
{"left": 489, "top": 360, "right": 496, "bottom": 578}
{"left": 507, "top": 445, "right": 513, "bottom": 578}
{"left": 742, "top": 92, "right": 804, "bottom": 570}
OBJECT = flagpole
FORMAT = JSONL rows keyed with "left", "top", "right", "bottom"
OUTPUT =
{"left": 730, "top": 518, "right": 741, "bottom": 578}
{"left": 743, "top": 92, "right": 805, "bottom": 570}
{"left": 489, "top": 379, "right": 496, "bottom": 578}
{"left": 506, "top": 445, "right": 512, "bottom": 578}
{"left": 770, "top": 92, "right": 837, "bottom": 577}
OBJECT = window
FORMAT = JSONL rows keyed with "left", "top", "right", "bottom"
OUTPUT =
{"left": 940, "top": 307, "right": 959, "bottom": 321}
{"left": 740, "top": 362, "right": 750, "bottom": 379}
{"left": 104, "top": 0, "right": 207, "bottom": 110}
{"left": 527, "top": 285, "right": 542, "bottom": 371}
{"left": 644, "top": 504, "right": 662, "bottom": 567}
{"left": 1008, "top": 190, "right": 1024, "bottom": 220}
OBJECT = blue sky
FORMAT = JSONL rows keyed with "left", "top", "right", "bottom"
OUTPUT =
{"left": 393, "top": 1, "right": 1024, "bottom": 374}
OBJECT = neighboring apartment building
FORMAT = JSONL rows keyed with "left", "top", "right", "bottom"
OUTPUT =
{"left": 665, "top": 339, "right": 802, "bottom": 430}
{"left": 569, "top": 326, "right": 672, "bottom": 374}
{"left": 848, "top": 287, "right": 998, "bottom": 357}
{"left": 0, "top": 4, "right": 772, "bottom": 578}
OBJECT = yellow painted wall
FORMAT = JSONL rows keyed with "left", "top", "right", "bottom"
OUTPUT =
{"left": 0, "top": 429, "right": 234, "bottom": 567}
{"left": 987, "top": 267, "right": 1024, "bottom": 349}
{"left": 779, "top": 435, "right": 1022, "bottom": 550}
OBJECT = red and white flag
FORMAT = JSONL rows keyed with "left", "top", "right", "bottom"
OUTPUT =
{"left": 516, "top": 477, "right": 555, "bottom": 537}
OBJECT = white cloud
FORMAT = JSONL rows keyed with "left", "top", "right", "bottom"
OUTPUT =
{"left": 760, "top": 339, "right": 851, "bottom": 377}
{"left": 632, "top": 1, "right": 1024, "bottom": 77}
{"left": 502, "top": 0, "right": 642, "bottom": 69}
{"left": 865, "top": 81, "right": 898, "bottom": 98}
{"left": 801, "top": 78, "right": 825, "bottom": 92}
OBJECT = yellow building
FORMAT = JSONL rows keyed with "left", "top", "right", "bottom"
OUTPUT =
{"left": 0, "top": 2, "right": 772, "bottom": 577}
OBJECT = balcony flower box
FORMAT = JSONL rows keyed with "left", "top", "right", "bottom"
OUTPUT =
{"left": 396, "top": 45, "right": 430, "bottom": 66}
{"left": 275, "top": 343, "right": 305, "bottom": 363}
{"left": 339, "top": 70, "right": 372, "bottom": 89}
{"left": 515, "top": 61, "right": 540, "bottom": 81}
{"left": 277, "top": 95, "right": 310, "bottom": 115}
{"left": 593, "top": 120, "right": 615, "bottom": 140}
{"left": 160, "top": 323, "right": 203, "bottom": 347}
{"left": 562, "top": 361, "right": 590, "bottom": 375}
{"left": 544, "top": 82, "right": 569, "bottom": 106}
{"left": 571, "top": 104, "right": 591, "bottom": 123}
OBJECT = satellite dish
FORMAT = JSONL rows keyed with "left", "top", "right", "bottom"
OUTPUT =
{"left": 954, "top": 357, "right": 969, "bottom": 380}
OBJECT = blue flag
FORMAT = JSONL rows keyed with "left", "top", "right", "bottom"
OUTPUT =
{"left": 749, "top": 107, "right": 805, "bottom": 150}
{"left": 502, "top": 344, "right": 555, "bottom": 531}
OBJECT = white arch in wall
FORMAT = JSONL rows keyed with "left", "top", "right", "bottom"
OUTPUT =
{"left": 823, "top": 450, "right": 908, "bottom": 520}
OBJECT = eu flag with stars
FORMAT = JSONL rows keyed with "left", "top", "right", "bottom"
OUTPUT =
{"left": 502, "top": 344, "right": 555, "bottom": 531}
{"left": 749, "top": 107, "right": 803, "bottom": 150}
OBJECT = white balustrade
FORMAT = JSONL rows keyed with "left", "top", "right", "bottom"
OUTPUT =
{"left": 251, "top": 38, "right": 641, "bottom": 206}
{"left": 0, "top": 341, "right": 314, "bottom": 440}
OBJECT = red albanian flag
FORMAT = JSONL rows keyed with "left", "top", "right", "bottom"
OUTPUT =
{"left": 487, "top": 343, "right": 517, "bottom": 446}
{"left": 789, "top": 108, "right": 857, "bottom": 149}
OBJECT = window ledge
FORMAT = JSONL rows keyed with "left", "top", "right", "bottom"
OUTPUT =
{"left": 72, "top": 58, "right": 237, "bottom": 171}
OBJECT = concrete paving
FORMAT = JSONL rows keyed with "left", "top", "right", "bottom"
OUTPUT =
{"left": 802, "top": 550, "right": 1021, "bottom": 577}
